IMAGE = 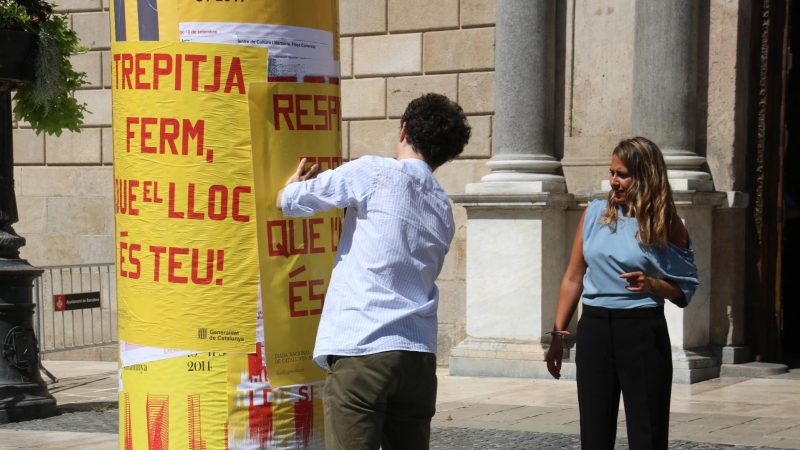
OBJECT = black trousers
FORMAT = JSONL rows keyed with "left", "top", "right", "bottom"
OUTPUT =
{"left": 323, "top": 351, "right": 438, "bottom": 450}
{"left": 576, "top": 304, "right": 673, "bottom": 450}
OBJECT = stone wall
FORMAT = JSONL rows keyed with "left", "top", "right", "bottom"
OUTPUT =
{"left": 14, "top": 0, "right": 114, "bottom": 267}
{"left": 562, "top": 0, "right": 750, "bottom": 195}
{"left": 339, "top": 0, "right": 497, "bottom": 364}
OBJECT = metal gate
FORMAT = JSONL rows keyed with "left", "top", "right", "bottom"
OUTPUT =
{"left": 32, "top": 263, "right": 117, "bottom": 355}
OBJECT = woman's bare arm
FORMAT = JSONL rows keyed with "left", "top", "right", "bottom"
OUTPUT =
{"left": 546, "top": 209, "right": 588, "bottom": 379}
{"left": 553, "top": 209, "right": 588, "bottom": 332}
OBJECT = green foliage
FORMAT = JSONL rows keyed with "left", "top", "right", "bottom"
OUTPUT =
{"left": 0, "top": 0, "right": 90, "bottom": 136}
{"left": 0, "top": 1, "right": 32, "bottom": 30}
{"left": 89, "top": 403, "right": 117, "bottom": 412}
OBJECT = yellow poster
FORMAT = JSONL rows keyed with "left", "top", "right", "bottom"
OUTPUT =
{"left": 249, "top": 82, "right": 343, "bottom": 387}
{"left": 227, "top": 345, "right": 325, "bottom": 449}
{"left": 113, "top": 41, "right": 268, "bottom": 352}
{"left": 119, "top": 352, "right": 228, "bottom": 450}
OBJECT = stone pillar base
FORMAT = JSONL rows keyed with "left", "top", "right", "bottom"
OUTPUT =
{"left": 449, "top": 338, "right": 576, "bottom": 380}
{"left": 450, "top": 355, "right": 578, "bottom": 381}
{"left": 669, "top": 179, "right": 714, "bottom": 192}
{"left": 664, "top": 153, "right": 714, "bottom": 191}
{"left": 449, "top": 338, "right": 571, "bottom": 361}
{"left": 672, "top": 349, "right": 720, "bottom": 384}
{"left": 602, "top": 177, "right": 713, "bottom": 193}
{"left": 449, "top": 192, "right": 573, "bottom": 381}
{"left": 449, "top": 345, "right": 720, "bottom": 384}
{"left": 712, "top": 345, "right": 751, "bottom": 365}
{"left": 467, "top": 180, "right": 566, "bottom": 194}
{"left": 720, "top": 362, "right": 788, "bottom": 378}
{"left": 477, "top": 157, "right": 567, "bottom": 193}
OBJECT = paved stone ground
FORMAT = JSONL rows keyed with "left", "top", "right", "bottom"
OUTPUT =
{"left": 1, "top": 363, "right": 795, "bottom": 449}
{"left": 0, "top": 403, "right": 118, "bottom": 434}
{"left": 0, "top": 408, "right": 785, "bottom": 450}
{"left": 430, "top": 427, "right": 785, "bottom": 449}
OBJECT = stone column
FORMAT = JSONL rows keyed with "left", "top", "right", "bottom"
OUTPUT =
{"left": 631, "top": 1, "right": 721, "bottom": 383}
{"left": 668, "top": 197, "right": 721, "bottom": 383}
{"left": 632, "top": 0, "right": 711, "bottom": 191}
{"left": 449, "top": 1, "right": 573, "bottom": 379}
{"left": 473, "top": 0, "right": 565, "bottom": 194}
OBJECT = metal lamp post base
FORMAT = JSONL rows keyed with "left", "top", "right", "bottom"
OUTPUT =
{"left": 0, "top": 258, "right": 57, "bottom": 423}
{"left": 0, "top": 91, "right": 58, "bottom": 423}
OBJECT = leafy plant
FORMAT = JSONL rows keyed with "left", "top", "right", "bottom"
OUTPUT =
{"left": 0, "top": 1, "right": 32, "bottom": 29}
{"left": 89, "top": 403, "right": 117, "bottom": 412}
{"left": 0, "top": 0, "right": 90, "bottom": 136}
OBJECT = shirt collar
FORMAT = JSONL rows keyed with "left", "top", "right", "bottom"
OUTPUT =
{"left": 400, "top": 158, "right": 433, "bottom": 172}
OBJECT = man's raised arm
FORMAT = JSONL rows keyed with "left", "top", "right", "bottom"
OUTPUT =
{"left": 277, "top": 157, "right": 377, "bottom": 217}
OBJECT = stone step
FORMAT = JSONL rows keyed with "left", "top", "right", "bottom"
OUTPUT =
{"left": 450, "top": 356, "right": 720, "bottom": 384}
{"left": 769, "top": 369, "right": 800, "bottom": 380}
{"left": 720, "top": 362, "right": 788, "bottom": 378}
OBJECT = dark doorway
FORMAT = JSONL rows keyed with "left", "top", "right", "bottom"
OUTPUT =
{"left": 781, "top": 1, "right": 799, "bottom": 368}
{"left": 745, "top": 0, "right": 793, "bottom": 363}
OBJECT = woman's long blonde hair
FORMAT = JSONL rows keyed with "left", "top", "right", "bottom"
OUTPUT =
{"left": 601, "top": 137, "right": 676, "bottom": 246}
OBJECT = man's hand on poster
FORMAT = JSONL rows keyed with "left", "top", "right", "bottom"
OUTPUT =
{"left": 276, "top": 158, "right": 320, "bottom": 209}
{"left": 286, "top": 158, "right": 321, "bottom": 186}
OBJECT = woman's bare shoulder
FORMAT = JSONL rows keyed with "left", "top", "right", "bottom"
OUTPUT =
{"left": 669, "top": 212, "right": 689, "bottom": 249}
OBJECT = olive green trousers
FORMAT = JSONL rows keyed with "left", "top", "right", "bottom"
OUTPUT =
{"left": 323, "top": 350, "right": 438, "bottom": 450}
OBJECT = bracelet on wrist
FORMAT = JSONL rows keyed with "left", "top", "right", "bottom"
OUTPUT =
{"left": 547, "top": 331, "right": 570, "bottom": 339}
{"left": 651, "top": 277, "right": 662, "bottom": 293}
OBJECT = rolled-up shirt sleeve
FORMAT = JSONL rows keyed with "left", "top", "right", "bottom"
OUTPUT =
{"left": 281, "top": 156, "right": 378, "bottom": 217}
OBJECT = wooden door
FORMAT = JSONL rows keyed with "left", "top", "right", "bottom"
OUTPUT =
{"left": 780, "top": 0, "right": 800, "bottom": 362}
{"left": 746, "top": 0, "right": 792, "bottom": 363}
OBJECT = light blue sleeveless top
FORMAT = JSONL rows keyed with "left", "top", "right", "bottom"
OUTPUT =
{"left": 581, "top": 200, "right": 699, "bottom": 309}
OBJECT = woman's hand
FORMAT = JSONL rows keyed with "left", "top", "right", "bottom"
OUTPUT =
{"left": 620, "top": 271, "right": 654, "bottom": 293}
{"left": 622, "top": 271, "right": 688, "bottom": 303}
{"left": 546, "top": 337, "right": 564, "bottom": 380}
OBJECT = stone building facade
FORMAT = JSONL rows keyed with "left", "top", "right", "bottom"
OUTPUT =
{"left": 12, "top": 0, "right": 797, "bottom": 379}
{"left": 337, "top": 0, "right": 498, "bottom": 364}
{"left": 13, "top": 0, "right": 113, "bottom": 266}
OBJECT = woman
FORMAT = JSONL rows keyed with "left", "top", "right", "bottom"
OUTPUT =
{"left": 545, "top": 137, "right": 699, "bottom": 450}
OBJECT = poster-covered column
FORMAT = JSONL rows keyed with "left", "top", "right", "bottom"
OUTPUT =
{"left": 112, "top": 41, "right": 268, "bottom": 449}
{"left": 110, "top": 0, "right": 341, "bottom": 448}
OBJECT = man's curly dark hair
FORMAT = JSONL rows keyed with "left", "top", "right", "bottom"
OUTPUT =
{"left": 400, "top": 94, "right": 471, "bottom": 169}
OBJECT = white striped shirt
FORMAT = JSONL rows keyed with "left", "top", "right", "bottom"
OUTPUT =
{"left": 281, "top": 155, "right": 455, "bottom": 370}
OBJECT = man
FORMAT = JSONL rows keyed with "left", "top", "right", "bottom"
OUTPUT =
{"left": 276, "top": 93, "right": 471, "bottom": 450}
